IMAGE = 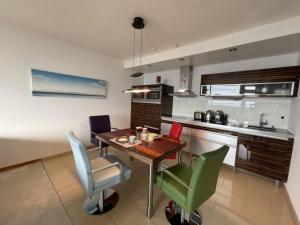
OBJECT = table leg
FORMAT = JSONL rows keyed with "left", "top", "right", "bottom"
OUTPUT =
{"left": 147, "top": 163, "right": 157, "bottom": 218}
{"left": 178, "top": 149, "right": 183, "bottom": 164}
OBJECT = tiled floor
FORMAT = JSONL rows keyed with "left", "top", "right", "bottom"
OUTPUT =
{"left": 0, "top": 161, "right": 72, "bottom": 225}
{"left": 0, "top": 147, "right": 297, "bottom": 225}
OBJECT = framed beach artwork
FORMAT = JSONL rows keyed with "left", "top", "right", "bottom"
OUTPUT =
{"left": 31, "top": 69, "right": 107, "bottom": 98}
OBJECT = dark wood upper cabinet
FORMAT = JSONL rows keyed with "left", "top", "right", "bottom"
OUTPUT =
{"left": 201, "top": 66, "right": 300, "bottom": 97}
{"left": 201, "top": 72, "right": 240, "bottom": 85}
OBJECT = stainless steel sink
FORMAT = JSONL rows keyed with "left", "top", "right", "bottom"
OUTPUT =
{"left": 247, "top": 125, "right": 276, "bottom": 132}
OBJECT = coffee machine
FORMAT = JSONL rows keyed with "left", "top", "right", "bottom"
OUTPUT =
{"left": 215, "top": 110, "right": 228, "bottom": 125}
{"left": 205, "top": 110, "right": 215, "bottom": 123}
{"left": 194, "top": 111, "right": 205, "bottom": 122}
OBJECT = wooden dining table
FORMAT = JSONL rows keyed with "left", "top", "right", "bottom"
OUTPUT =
{"left": 96, "top": 128, "right": 186, "bottom": 218}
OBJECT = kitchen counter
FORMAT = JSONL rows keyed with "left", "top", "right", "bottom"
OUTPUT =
{"left": 161, "top": 115, "right": 294, "bottom": 141}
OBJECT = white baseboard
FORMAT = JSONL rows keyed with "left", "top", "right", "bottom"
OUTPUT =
{"left": 284, "top": 184, "right": 300, "bottom": 225}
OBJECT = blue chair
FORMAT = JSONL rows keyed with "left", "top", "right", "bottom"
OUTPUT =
{"left": 67, "top": 131, "right": 131, "bottom": 214}
{"left": 89, "top": 115, "right": 118, "bottom": 156}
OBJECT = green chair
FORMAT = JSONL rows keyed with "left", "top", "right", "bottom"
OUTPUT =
{"left": 155, "top": 145, "right": 229, "bottom": 225}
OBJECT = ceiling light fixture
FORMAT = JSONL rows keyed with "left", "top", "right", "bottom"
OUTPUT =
{"left": 122, "top": 17, "right": 150, "bottom": 93}
{"left": 131, "top": 17, "right": 145, "bottom": 77}
{"left": 123, "top": 88, "right": 151, "bottom": 93}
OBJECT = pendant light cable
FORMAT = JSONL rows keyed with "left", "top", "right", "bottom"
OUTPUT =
{"left": 139, "top": 29, "right": 143, "bottom": 73}
{"left": 132, "top": 28, "right": 136, "bottom": 73}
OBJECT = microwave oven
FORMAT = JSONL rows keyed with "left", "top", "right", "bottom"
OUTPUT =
{"left": 146, "top": 88, "right": 161, "bottom": 103}
{"left": 132, "top": 87, "right": 161, "bottom": 104}
{"left": 201, "top": 84, "right": 240, "bottom": 96}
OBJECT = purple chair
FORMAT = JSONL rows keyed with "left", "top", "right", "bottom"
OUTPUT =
{"left": 89, "top": 115, "right": 118, "bottom": 156}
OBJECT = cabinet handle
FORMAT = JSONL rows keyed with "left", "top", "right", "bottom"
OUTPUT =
{"left": 247, "top": 151, "right": 251, "bottom": 160}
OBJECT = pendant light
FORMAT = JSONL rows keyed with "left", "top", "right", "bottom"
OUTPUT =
{"left": 131, "top": 17, "right": 145, "bottom": 77}
{"left": 122, "top": 17, "right": 150, "bottom": 93}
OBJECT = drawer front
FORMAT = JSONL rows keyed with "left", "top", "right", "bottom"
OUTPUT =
{"left": 236, "top": 159, "right": 285, "bottom": 181}
{"left": 191, "top": 136, "right": 236, "bottom": 166}
{"left": 131, "top": 103, "right": 145, "bottom": 129}
{"left": 182, "top": 127, "right": 192, "bottom": 135}
{"left": 192, "top": 129, "right": 238, "bottom": 147}
{"left": 247, "top": 150, "right": 287, "bottom": 171}
{"left": 238, "top": 135, "right": 292, "bottom": 158}
{"left": 237, "top": 135, "right": 293, "bottom": 181}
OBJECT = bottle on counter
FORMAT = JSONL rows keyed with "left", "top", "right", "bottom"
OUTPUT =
{"left": 141, "top": 127, "right": 148, "bottom": 141}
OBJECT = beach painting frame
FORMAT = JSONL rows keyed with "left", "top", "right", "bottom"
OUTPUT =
{"left": 31, "top": 69, "right": 107, "bottom": 99}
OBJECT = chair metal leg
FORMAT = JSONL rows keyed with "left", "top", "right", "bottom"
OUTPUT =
{"left": 84, "top": 189, "right": 119, "bottom": 215}
{"left": 178, "top": 150, "right": 183, "bottom": 164}
{"left": 147, "top": 163, "right": 154, "bottom": 218}
{"left": 99, "top": 191, "right": 104, "bottom": 212}
{"left": 165, "top": 200, "right": 202, "bottom": 225}
{"left": 180, "top": 208, "right": 185, "bottom": 224}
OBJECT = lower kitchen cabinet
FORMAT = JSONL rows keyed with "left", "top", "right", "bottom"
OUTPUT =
{"left": 161, "top": 120, "right": 294, "bottom": 182}
{"left": 236, "top": 134, "right": 293, "bottom": 182}
{"left": 161, "top": 122, "right": 237, "bottom": 167}
{"left": 190, "top": 129, "right": 237, "bottom": 167}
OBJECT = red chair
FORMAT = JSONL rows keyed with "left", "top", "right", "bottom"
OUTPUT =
{"left": 167, "top": 122, "right": 183, "bottom": 159}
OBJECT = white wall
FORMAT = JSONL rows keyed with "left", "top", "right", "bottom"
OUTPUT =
{"left": 286, "top": 52, "right": 300, "bottom": 220}
{"left": 0, "top": 22, "right": 131, "bottom": 168}
{"left": 144, "top": 53, "right": 299, "bottom": 128}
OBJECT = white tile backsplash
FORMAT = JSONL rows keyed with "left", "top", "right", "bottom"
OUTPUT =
{"left": 173, "top": 96, "right": 291, "bottom": 129}
{"left": 141, "top": 54, "right": 298, "bottom": 130}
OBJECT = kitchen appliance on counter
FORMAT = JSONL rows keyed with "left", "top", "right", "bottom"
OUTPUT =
{"left": 215, "top": 110, "right": 228, "bottom": 125}
{"left": 205, "top": 110, "right": 215, "bottom": 123}
{"left": 194, "top": 111, "right": 205, "bottom": 122}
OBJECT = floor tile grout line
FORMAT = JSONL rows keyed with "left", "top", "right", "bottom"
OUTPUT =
{"left": 41, "top": 159, "right": 75, "bottom": 225}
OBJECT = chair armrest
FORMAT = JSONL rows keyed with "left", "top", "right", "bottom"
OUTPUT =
{"left": 111, "top": 127, "right": 119, "bottom": 131}
{"left": 92, "top": 161, "right": 124, "bottom": 182}
{"left": 87, "top": 147, "right": 102, "bottom": 152}
{"left": 91, "top": 162, "right": 121, "bottom": 174}
{"left": 91, "top": 131, "right": 97, "bottom": 136}
{"left": 161, "top": 169, "right": 192, "bottom": 191}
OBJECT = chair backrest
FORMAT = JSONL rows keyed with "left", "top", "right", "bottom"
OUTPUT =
{"left": 186, "top": 145, "right": 229, "bottom": 213}
{"left": 67, "top": 132, "right": 93, "bottom": 196}
{"left": 169, "top": 122, "right": 183, "bottom": 140}
{"left": 89, "top": 115, "right": 111, "bottom": 134}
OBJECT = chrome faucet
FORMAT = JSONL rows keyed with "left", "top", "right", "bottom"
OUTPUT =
{"left": 259, "top": 113, "right": 268, "bottom": 127}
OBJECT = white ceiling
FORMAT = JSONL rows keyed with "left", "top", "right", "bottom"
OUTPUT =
{"left": 139, "top": 33, "right": 300, "bottom": 73}
{"left": 0, "top": 0, "right": 300, "bottom": 60}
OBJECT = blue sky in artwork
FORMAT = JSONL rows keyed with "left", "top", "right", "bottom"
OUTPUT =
{"left": 31, "top": 69, "right": 107, "bottom": 96}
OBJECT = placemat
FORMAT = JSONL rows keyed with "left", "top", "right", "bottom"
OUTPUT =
{"left": 110, "top": 137, "right": 142, "bottom": 148}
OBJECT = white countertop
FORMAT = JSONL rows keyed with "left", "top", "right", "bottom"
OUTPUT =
{"left": 161, "top": 116, "right": 294, "bottom": 141}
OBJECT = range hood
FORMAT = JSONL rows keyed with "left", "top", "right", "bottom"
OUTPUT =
{"left": 169, "top": 65, "right": 197, "bottom": 97}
